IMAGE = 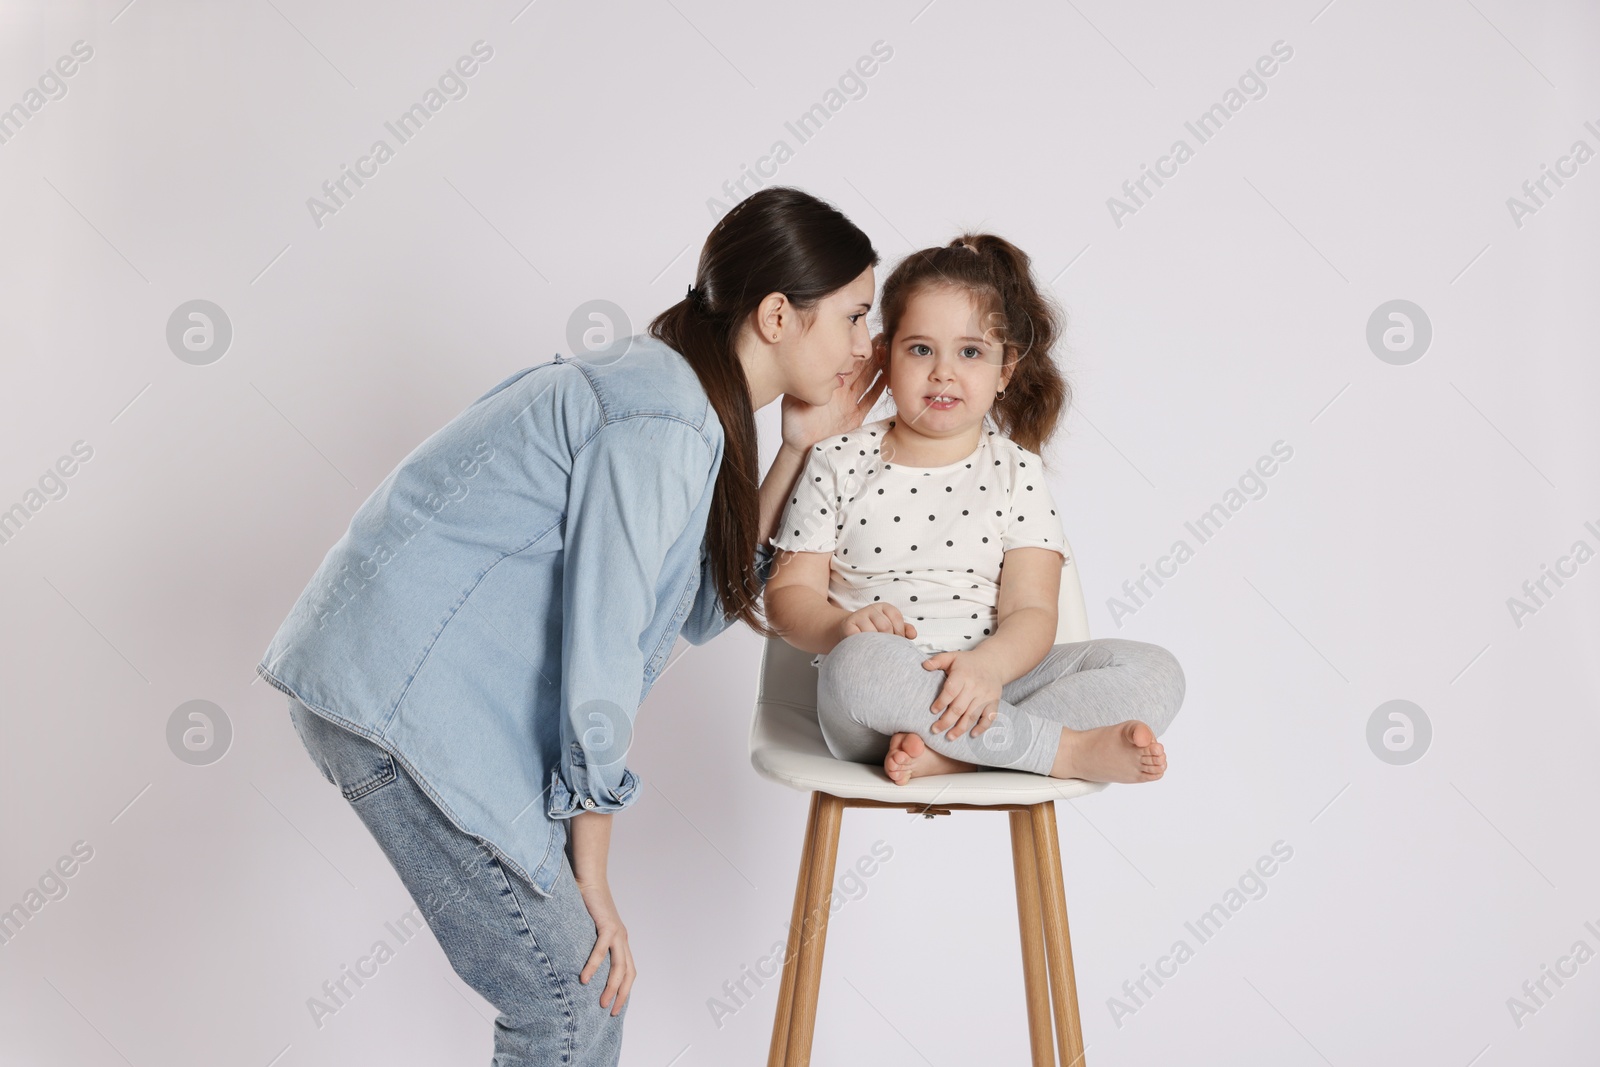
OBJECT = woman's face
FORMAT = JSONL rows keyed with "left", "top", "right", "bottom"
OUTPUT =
{"left": 783, "top": 265, "right": 876, "bottom": 406}
{"left": 883, "top": 284, "right": 1013, "bottom": 442}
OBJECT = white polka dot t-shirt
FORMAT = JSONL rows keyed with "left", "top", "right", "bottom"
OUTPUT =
{"left": 769, "top": 417, "right": 1067, "bottom": 667}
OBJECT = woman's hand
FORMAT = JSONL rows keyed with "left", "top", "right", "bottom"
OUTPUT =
{"left": 779, "top": 343, "right": 888, "bottom": 454}
{"left": 920, "top": 649, "right": 1007, "bottom": 741}
{"left": 574, "top": 873, "right": 636, "bottom": 1017}
{"left": 838, "top": 603, "right": 917, "bottom": 642}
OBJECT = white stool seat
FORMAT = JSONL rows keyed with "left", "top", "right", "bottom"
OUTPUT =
{"left": 751, "top": 688, "right": 1105, "bottom": 805}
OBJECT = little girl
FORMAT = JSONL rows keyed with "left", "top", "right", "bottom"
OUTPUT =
{"left": 765, "top": 234, "right": 1186, "bottom": 786}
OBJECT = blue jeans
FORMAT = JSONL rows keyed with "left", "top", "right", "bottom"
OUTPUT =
{"left": 287, "top": 695, "right": 626, "bottom": 1064}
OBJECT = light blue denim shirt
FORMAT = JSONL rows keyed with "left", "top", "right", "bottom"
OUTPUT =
{"left": 257, "top": 334, "right": 775, "bottom": 898}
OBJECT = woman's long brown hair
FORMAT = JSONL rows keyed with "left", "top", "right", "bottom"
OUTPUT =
{"left": 649, "top": 187, "right": 878, "bottom": 637}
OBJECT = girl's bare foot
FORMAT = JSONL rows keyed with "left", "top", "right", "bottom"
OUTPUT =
{"left": 883, "top": 732, "right": 980, "bottom": 785}
{"left": 1050, "top": 720, "right": 1167, "bottom": 783}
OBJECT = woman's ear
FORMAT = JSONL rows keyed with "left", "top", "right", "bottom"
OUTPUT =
{"left": 756, "top": 291, "right": 790, "bottom": 342}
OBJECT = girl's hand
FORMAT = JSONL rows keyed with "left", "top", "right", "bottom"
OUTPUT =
{"left": 921, "top": 650, "right": 1006, "bottom": 740}
{"left": 838, "top": 604, "right": 917, "bottom": 642}
{"left": 574, "top": 875, "right": 636, "bottom": 1017}
{"left": 779, "top": 343, "right": 888, "bottom": 453}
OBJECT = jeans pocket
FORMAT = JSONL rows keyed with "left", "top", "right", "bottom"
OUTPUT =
{"left": 287, "top": 696, "right": 398, "bottom": 802}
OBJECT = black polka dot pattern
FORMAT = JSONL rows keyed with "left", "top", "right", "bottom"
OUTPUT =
{"left": 767, "top": 417, "right": 1067, "bottom": 662}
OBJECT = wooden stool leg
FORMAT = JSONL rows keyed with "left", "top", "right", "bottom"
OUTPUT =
{"left": 1010, "top": 809, "right": 1056, "bottom": 1067}
{"left": 784, "top": 793, "right": 845, "bottom": 1066}
{"left": 1031, "top": 801, "right": 1087, "bottom": 1066}
{"left": 768, "top": 792, "right": 822, "bottom": 1067}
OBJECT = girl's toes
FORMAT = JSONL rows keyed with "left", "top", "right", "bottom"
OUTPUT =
{"left": 884, "top": 741, "right": 914, "bottom": 785}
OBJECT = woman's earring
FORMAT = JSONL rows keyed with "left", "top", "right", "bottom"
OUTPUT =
{"left": 996, "top": 388, "right": 1006, "bottom": 399}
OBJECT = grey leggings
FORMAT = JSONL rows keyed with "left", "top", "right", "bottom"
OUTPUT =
{"left": 816, "top": 633, "right": 1186, "bottom": 776}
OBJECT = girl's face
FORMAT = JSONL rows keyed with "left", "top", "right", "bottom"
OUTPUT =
{"left": 881, "top": 284, "right": 1014, "bottom": 442}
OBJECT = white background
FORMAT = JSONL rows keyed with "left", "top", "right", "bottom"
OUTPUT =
{"left": 1, "top": 1, "right": 1597, "bottom": 1064}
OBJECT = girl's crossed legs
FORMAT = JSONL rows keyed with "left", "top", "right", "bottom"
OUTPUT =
{"left": 815, "top": 633, "right": 1186, "bottom": 785}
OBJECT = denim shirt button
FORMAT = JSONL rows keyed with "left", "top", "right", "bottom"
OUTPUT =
{"left": 582, "top": 797, "right": 596, "bottom": 809}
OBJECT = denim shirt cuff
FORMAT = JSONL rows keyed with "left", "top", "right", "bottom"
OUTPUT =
{"left": 547, "top": 740, "right": 641, "bottom": 819}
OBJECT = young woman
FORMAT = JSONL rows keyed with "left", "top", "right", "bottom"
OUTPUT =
{"left": 766, "top": 233, "right": 1186, "bottom": 786}
{"left": 258, "top": 186, "right": 884, "bottom": 1064}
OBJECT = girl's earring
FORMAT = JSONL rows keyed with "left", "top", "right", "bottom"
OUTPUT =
{"left": 996, "top": 389, "right": 1006, "bottom": 399}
